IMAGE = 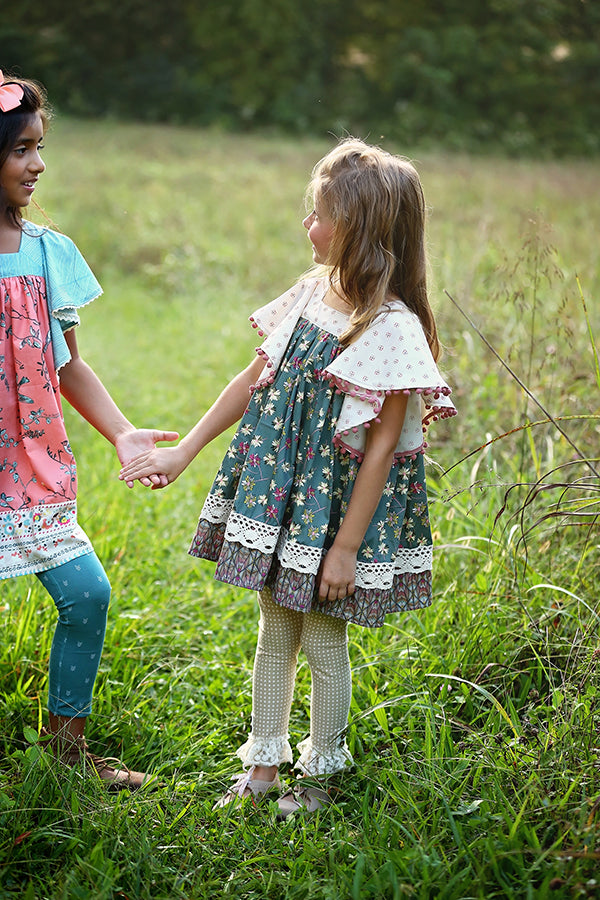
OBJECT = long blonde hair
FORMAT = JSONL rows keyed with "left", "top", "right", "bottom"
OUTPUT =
{"left": 308, "top": 138, "right": 440, "bottom": 360}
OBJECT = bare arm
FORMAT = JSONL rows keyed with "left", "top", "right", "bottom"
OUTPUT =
{"left": 60, "top": 330, "right": 179, "bottom": 485}
{"left": 318, "top": 391, "right": 409, "bottom": 601}
{"left": 118, "top": 354, "right": 266, "bottom": 488}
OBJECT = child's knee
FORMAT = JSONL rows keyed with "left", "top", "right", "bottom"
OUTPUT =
{"left": 81, "top": 571, "right": 111, "bottom": 623}
{"left": 63, "top": 579, "right": 110, "bottom": 631}
{"left": 46, "top": 557, "right": 111, "bottom": 630}
{"left": 87, "top": 571, "right": 111, "bottom": 610}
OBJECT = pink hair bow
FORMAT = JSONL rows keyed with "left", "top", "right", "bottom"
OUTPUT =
{"left": 0, "top": 71, "right": 24, "bottom": 112}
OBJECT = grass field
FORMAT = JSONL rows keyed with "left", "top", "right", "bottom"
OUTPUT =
{"left": 1, "top": 119, "right": 599, "bottom": 899}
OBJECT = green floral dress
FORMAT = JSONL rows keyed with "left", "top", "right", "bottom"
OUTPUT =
{"left": 189, "top": 278, "right": 456, "bottom": 627}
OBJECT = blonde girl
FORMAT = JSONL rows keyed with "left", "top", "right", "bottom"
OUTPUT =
{"left": 121, "top": 137, "right": 456, "bottom": 814}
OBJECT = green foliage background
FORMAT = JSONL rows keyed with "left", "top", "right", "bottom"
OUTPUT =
{"left": 1, "top": 0, "right": 599, "bottom": 155}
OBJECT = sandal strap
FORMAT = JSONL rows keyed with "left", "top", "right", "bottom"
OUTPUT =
{"left": 276, "top": 782, "right": 333, "bottom": 818}
{"left": 297, "top": 784, "right": 331, "bottom": 805}
{"left": 213, "top": 767, "right": 281, "bottom": 810}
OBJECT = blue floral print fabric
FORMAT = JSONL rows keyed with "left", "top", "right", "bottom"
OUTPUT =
{"left": 190, "top": 291, "right": 439, "bottom": 628}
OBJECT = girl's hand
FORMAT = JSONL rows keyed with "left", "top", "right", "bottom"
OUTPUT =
{"left": 115, "top": 429, "right": 179, "bottom": 488}
{"left": 118, "top": 444, "right": 188, "bottom": 489}
{"left": 317, "top": 544, "right": 357, "bottom": 602}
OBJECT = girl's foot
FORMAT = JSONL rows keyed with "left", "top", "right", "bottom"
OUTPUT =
{"left": 40, "top": 726, "right": 151, "bottom": 790}
{"left": 212, "top": 765, "right": 282, "bottom": 810}
{"left": 276, "top": 780, "right": 333, "bottom": 819}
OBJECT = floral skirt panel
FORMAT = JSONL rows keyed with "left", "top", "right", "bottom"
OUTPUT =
{"left": 0, "top": 275, "right": 91, "bottom": 578}
{"left": 189, "top": 316, "right": 433, "bottom": 627}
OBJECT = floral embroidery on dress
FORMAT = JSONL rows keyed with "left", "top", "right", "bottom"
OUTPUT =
{"left": 0, "top": 228, "right": 100, "bottom": 579}
{"left": 189, "top": 281, "right": 455, "bottom": 628}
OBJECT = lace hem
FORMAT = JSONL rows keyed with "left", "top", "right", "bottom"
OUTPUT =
{"left": 191, "top": 523, "right": 432, "bottom": 626}
{"left": 200, "top": 498, "right": 284, "bottom": 554}
{"left": 358, "top": 546, "right": 432, "bottom": 582}
{"left": 195, "top": 502, "right": 432, "bottom": 582}
{"left": 199, "top": 493, "right": 234, "bottom": 524}
{"left": 277, "top": 532, "right": 322, "bottom": 574}
{"left": 237, "top": 734, "right": 293, "bottom": 769}
{"left": 227, "top": 510, "right": 281, "bottom": 553}
{"left": 295, "top": 737, "right": 353, "bottom": 776}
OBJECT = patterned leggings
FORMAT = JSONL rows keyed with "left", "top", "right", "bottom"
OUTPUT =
{"left": 237, "top": 587, "right": 353, "bottom": 776}
{"left": 36, "top": 551, "right": 110, "bottom": 718}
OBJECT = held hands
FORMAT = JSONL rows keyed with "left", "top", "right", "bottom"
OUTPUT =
{"left": 115, "top": 428, "right": 179, "bottom": 488}
{"left": 118, "top": 441, "right": 189, "bottom": 489}
{"left": 317, "top": 542, "right": 357, "bottom": 602}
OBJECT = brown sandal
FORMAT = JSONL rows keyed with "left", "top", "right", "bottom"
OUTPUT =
{"left": 39, "top": 726, "right": 153, "bottom": 790}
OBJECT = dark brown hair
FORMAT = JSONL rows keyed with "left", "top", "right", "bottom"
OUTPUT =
{"left": 0, "top": 73, "right": 51, "bottom": 228}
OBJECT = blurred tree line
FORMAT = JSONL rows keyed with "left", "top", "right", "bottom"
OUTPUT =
{"left": 1, "top": 0, "right": 598, "bottom": 155}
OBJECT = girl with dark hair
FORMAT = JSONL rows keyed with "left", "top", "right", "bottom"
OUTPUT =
{"left": 0, "top": 71, "right": 178, "bottom": 787}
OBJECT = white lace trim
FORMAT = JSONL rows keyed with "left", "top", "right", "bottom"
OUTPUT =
{"left": 277, "top": 531, "right": 322, "bottom": 573}
{"left": 237, "top": 734, "right": 293, "bottom": 768}
{"left": 226, "top": 510, "right": 281, "bottom": 553}
{"left": 199, "top": 505, "right": 432, "bottom": 583}
{"left": 200, "top": 493, "right": 234, "bottom": 523}
{"left": 296, "top": 737, "right": 353, "bottom": 776}
{"left": 277, "top": 542, "right": 432, "bottom": 582}
{"left": 358, "top": 546, "right": 433, "bottom": 583}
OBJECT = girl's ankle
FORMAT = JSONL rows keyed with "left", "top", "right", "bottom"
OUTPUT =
{"left": 252, "top": 764, "right": 278, "bottom": 782}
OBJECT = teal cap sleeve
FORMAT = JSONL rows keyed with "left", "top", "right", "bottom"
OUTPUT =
{"left": 39, "top": 228, "right": 103, "bottom": 370}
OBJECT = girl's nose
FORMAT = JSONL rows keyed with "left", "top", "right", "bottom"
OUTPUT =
{"left": 303, "top": 211, "right": 314, "bottom": 230}
{"left": 30, "top": 151, "right": 45, "bottom": 174}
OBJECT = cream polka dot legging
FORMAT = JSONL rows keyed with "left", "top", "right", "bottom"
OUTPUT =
{"left": 238, "top": 586, "right": 353, "bottom": 776}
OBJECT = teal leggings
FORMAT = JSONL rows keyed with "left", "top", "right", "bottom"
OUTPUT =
{"left": 37, "top": 552, "right": 111, "bottom": 719}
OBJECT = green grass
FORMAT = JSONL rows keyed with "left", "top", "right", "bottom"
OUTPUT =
{"left": 1, "top": 119, "right": 599, "bottom": 899}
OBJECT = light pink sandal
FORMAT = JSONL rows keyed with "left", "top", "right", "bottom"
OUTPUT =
{"left": 213, "top": 766, "right": 282, "bottom": 811}
{"left": 276, "top": 782, "right": 333, "bottom": 819}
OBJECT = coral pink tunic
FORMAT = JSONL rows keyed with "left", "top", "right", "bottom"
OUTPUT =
{"left": 0, "top": 224, "right": 101, "bottom": 578}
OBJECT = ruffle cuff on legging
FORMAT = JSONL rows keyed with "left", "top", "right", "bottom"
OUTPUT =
{"left": 237, "top": 734, "right": 293, "bottom": 769}
{"left": 295, "top": 737, "right": 353, "bottom": 776}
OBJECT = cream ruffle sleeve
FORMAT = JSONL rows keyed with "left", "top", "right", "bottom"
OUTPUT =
{"left": 323, "top": 301, "right": 456, "bottom": 460}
